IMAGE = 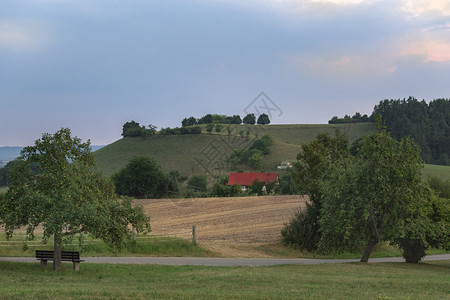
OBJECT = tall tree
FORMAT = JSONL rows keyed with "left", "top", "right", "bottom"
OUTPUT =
{"left": 243, "top": 113, "right": 256, "bottom": 125}
{"left": 257, "top": 113, "right": 270, "bottom": 125}
{"left": 318, "top": 130, "right": 435, "bottom": 262}
{"left": 112, "top": 156, "right": 165, "bottom": 198}
{"left": 0, "top": 128, "right": 150, "bottom": 271}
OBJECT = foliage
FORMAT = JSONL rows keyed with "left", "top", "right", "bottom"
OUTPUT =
{"left": 187, "top": 175, "right": 207, "bottom": 191}
{"left": 112, "top": 156, "right": 165, "bottom": 198}
{"left": 328, "top": 112, "right": 374, "bottom": 124}
{"left": 248, "top": 180, "right": 266, "bottom": 195}
{"left": 230, "top": 135, "right": 274, "bottom": 169}
{"left": 122, "top": 121, "right": 156, "bottom": 138}
{"left": 318, "top": 130, "right": 437, "bottom": 262}
{"left": 215, "top": 124, "right": 223, "bottom": 134}
{"left": 206, "top": 123, "right": 214, "bottom": 134}
{"left": 243, "top": 113, "right": 256, "bottom": 125}
{"left": 284, "top": 131, "right": 350, "bottom": 251}
{"left": 181, "top": 116, "right": 198, "bottom": 127}
{"left": 427, "top": 175, "right": 450, "bottom": 199}
{"left": 248, "top": 149, "right": 264, "bottom": 169}
{"left": 281, "top": 207, "right": 320, "bottom": 251}
{"left": 257, "top": 113, "right": 270, "bottom": 125}
{"left": 0, "top": 128, "right": 150, "bottom": 271}
{"left": 0, "top": 160, "right": 39, "bottom": 187}
{"left": 159, "top": 126, "right": 202, "bottom": 135}
{"left": 373, "top": 97, "right": 450, "bottom": 165}
{"left": 285, "top": 129, "right": 446, "bottom": 262}
{"left": 276, "top": 172, "right": 298, "bottom": 195}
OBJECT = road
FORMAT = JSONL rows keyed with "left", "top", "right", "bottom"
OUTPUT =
{"left": 1, "top": 254, "right": 449, "bottom": 266}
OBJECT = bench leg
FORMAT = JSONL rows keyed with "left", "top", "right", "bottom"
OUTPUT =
{"left": 73, "top": 261, "right": 80, "bottom": 272}
{"left": 40, "top": 260, "right": 48, "bottom": 269}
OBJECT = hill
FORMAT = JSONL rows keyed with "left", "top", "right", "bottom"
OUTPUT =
{"left": 94, "top": 123, "right": 375, "bottom": 176}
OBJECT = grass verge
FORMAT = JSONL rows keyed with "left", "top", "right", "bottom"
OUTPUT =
{"left": 0, "top": 234, "right": 211, "bottom": 257}
{"left": 0, "top": 260, "right": 448, "bottom": 299}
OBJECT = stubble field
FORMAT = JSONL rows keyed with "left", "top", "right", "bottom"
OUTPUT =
{"left": 135, "top": 195, "right": 307, "bottom": 256}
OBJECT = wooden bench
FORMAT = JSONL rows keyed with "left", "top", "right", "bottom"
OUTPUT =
{"left": 36, "top": 250, "right": 84, "bottom": 271}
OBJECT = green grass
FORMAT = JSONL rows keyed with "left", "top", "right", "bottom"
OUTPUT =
{"left": 94, "top": 123, "right": 375, "bottom": 176}
{"left": 0, "top": 234, "right": 211, "bottom": 257}
{"left": 0, "top": 260, "right": 448, "bottom": 299}
{"left": 423, "top": 164, "right": 450, "bottom": 181}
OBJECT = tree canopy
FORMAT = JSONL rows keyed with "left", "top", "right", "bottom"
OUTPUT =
{"left": 0, "top": 128, "right": 150, "bottom": 271}
{"left": 283, "top": 128, "right": 448, "bottom": 262}
{"left": 112, "top": 156, "right": 165, "bottom": 198}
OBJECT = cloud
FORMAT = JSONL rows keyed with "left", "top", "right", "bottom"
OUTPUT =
{"left": 402, "top": 0, "right": 450, "bottom": 17}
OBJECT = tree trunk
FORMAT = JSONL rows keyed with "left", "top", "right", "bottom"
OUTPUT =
{"left": 360, "top": 237, "right": 378, "bottom": 263}
{"left": 53, "top": 231, "right": 62, "bottom": 271}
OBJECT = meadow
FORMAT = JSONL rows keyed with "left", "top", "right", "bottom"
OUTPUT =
{"left": 0, "top": 260, "right": 448, "bottom": 299}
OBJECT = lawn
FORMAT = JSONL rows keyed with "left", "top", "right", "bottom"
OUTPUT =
{"left": 0, "top": 260, "right": 448, "bottom": 299}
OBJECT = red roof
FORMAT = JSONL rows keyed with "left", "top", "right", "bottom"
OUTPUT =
{"left": 227, "top": 172, "right": 278, "bottom": 186}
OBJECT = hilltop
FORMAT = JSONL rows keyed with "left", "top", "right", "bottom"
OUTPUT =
{"left": 94, "top": 123, "right": 375, "bottom": 177}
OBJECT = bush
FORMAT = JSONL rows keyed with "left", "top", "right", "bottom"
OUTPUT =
{"left": 248, "top": 149, "right": 264, "bottom": 169}
{"left": 427, "top": 176, "right": 450, "bottom": 199}
{"left": 281, "top": 205, "right": 321, "bottom": 252}
{"left": 187, "top": 175, "right": 207, "bottom": 192}
{"left": 398, "top": 238, "right": 426, "bottom": 263}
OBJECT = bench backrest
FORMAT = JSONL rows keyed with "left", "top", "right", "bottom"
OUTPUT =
{"left": 36, "top": 250, "right": 81, "bottom": 260}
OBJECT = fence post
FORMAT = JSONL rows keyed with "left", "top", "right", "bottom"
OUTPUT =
{"left": 192, "top": 225, "right": 197, "bottom": 245}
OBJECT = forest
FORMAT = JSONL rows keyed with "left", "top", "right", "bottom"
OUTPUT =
{"left": 373, "top": 97, "right": 449, "bottom": 165}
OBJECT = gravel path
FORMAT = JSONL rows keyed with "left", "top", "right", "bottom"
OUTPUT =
{"left": 1, "top": 254, "right": 449, "bottom": 266}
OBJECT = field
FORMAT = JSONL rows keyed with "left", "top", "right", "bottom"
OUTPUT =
{"left": 0, "top": 260, "right": 448, "bottom": 299}
{"left": 136, "top": 195, "right": 307, "bottom": 257}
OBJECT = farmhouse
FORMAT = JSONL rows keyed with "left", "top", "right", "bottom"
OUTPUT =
{"left": 227, "top": 172, "right": 279, "bottom": 191}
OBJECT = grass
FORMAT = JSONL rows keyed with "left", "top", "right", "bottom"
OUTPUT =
{"left": 423, "top": 164, "right": 450, "bottom": 181}
{"left": 94, "top": 123, "right": 375, "bottom": 176}
{"left": 0, "top": 234, "right": 211, "bottom": 257}
{"left": 0, "top": 260, "right": 448, "bottom": 299}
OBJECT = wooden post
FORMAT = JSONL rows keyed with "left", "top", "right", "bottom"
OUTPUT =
{"left": 192, "top": 225, "right": 197, "bottom": 245}
{"left": 132, "top": 226, "right": 136, "bottom": 241}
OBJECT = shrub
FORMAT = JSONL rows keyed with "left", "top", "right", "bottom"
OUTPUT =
{"left": 187, "top": 175, "right": 207, "bottom": 191}
{"left": 398, "top": 238, "right": 426, "bottom": 263}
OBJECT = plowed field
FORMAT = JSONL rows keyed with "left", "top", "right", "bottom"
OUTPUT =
{"left": 135, "top": 195, "right": 307, "bottom": 244}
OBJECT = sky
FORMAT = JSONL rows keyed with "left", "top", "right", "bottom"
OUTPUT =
{"left": 1, "top": 0, "right": 449, "bottom": 146}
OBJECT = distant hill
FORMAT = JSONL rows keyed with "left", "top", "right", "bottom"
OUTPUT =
{"left": 94, "top": 123, "right": 376, "bottom": 177}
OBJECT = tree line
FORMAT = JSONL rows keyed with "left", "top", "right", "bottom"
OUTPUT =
{"left": 373, "top": 97, "right": 449, "bottom": 165}
{"left": 329, "top": 97, "right": 449, "bottom": 165}
{"left": 182, "top": 113, "right": 270, "bottom": 127}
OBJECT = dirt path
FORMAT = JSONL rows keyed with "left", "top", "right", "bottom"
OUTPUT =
{"left": 135, "top": 195, "right": 307, "bottom": 255}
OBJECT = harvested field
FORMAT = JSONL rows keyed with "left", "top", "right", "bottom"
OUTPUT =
{"left": 135, "top": 195, "right": 307, "bottom": 245}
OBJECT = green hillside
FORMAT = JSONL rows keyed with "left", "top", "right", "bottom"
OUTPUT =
{"left": 95, "top": 123, "right": 375, "bottom": 177}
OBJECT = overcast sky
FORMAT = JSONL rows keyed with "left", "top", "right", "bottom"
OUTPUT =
{"left": 1, "top": 0, "right": 449, "bottom": 146}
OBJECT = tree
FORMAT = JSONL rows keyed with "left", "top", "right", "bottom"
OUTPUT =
{"left": 248, "top": 149, "right": 264, "bottom": 169}
{"left": 282, "top": 131, "right": 350, "bottom": 251}
{"left": 206, "top": 123, "right": 214, "bottom": 134}
{"left": 243, "top": 113, "right": 256, "bottom": 125}
{"left": 0, "top": 128, "right": 150, "bottom": 271}
{"left": 257, "top": 113, "right": 270, "bottom": 125}
{"left": 112, "top": 156, "right": 165, "bottom": 198}
{"left": 318, "top": 130, "right": 435, "bottom": 262}
{"left": 215, "top": 124, "right": 223, "bottom": 134}
{"left": 182, "top": 117, "right": 198, "bottom": 127}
